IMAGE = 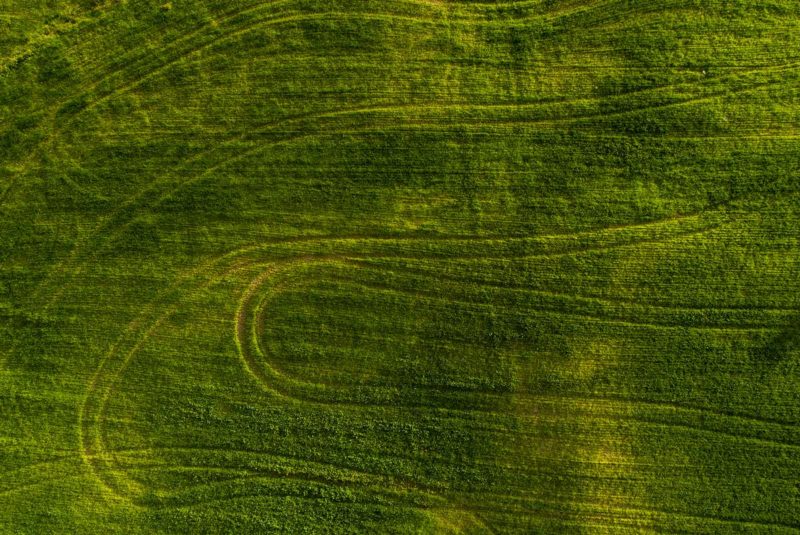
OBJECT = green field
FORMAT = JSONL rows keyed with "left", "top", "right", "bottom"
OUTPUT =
{"left": 1, "top": 0, "right": 799, "bottom": 533}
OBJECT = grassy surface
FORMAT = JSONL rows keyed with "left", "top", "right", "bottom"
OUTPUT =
{"left": 1, "top": 0, "right": 799, "bottom": 533}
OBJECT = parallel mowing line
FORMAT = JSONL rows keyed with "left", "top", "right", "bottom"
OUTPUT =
{"left": 3, "top": 1, "right": 796, "bottom": 212}
{"left": 241, "top": 256, "right": 798, "bottom": 417}
{"left": 262, "top": 260, "right": 780, "bottom": 332}
{"left": 0, "top": 475, "right": 87, "bottom": 499}
{"left": 15, "top": 47, "right": 798, "bottom": 314}
{"left": 132, "top": 442, "right": 554, "bottom": 485}
{"left": 0, "top": 456, "right": 83, "bottom": 497}
{"left": 509, "top": 394, "right": 800, "bottom": 436}
{"left": 448, "top": 490, "right": 800, "bottom": 532}
{"left": 442, "top": 401, "right": 800, "bottom": 450}
{"left": 109, "top": 423, "right": 781, "bottom": 485}
{"left": 346, "top": 259, "right": 800, "bottom": 314}
{"left": 90, "top": 53, "right": 800, "bottom": 130}
{"left": 19, "top": 0, "right": 480, "bottom": 93}
{"left": 2, "top": 102, "right": 409, "bottom": 366}
{"left": 78, "top": 222, "right": 732, "bottom": 502}
{"left": 90, "top": 413, "right": 492, "bottom": 527}
{"left": 83, "top": 216, "right": 732, "bottom": 392}
{"left": 51, "top": 44, "right": 800, "bottom": 138}
{"left": 236, "top": 263, "right": 800, "bottom": 451}
{"left": 26, "top": 174, "right": 720, "bottom": 343}
{"left": 110, "top": 445, "right": 543, "bottom": 500}
{"left": 19, "top": 84, "right": 756, "bottom": 329}
{"left": 26, "top": 0, "right": 624, "bottom": 126}
{"left": 63, "top": 211, "right": 709, "bottom": 316}
{"left": 111, "top": 446, "right": 420, "bottom": 488}
{"left": 130, "top": 468, "right": 677, "bottom": 531}
{"left": 0, "top": 0, "right": 299, "bottom": 206}
{"left": 84, "top": 259, "right": 506, "bottom": 502}
{"left": 22, "top": 3, "right": 551, "bottom": 130}
{"left": 624, "top": 418, "right": 800, "bottom": 451}
{"left": 464, "top": 491, "right": 800, "bottom": 532}
{"left": 83, "top": 261, "right": 271, "bottom": 500}
{"left": 10, "top": 0, "right": 797, "bottom": 197}
{"left": 81, "top": 250, "right": 800, "bottom": 522}
{"left": 330, "top": 262, "right": 796, "bottom": 326}
{"left": 99, "top": 467, "right": 605, "bottom": 530}
{"left": 584, "top": 395, "right": 800, "bottom": 429}
{"left": 134, "top": 478, "right": 496, "bottom": 534}
{"left": 25, "top": 0, "right": 296, "bottom": 117}
{"left": 0, "top": 455, "right": 81, "bottom": 482}
{"left": 444, "top": 390, "right": 800, "bottom": 449}
{"left": 243, "top": 258, "right": 800, "bottom": 449}
{"left": 112, "top": 463, "right": 800, "bottom": 532}
{"left": 516, "top": 397, "right": 800, "bottom": 451}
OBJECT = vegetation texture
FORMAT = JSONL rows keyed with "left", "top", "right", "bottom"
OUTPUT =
{"left": 1, "top": 0, "right": 799, "bottom": 533}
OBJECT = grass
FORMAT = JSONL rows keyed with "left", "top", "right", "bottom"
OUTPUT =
{"left": 1, "top": 0, "right": 799, "bottom": 533}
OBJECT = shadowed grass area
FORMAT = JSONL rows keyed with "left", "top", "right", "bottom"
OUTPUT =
{"left": 1, "top": 0, "right": 799, "bottom": 533}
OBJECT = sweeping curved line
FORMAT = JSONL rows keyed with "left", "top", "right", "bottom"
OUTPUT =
{"left": 79, "top": 213, "right": 731, "bottom": 505}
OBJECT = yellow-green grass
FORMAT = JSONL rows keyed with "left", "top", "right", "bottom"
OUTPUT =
{"left": 1, "top": 0, "right": 799, "bottom": 533}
